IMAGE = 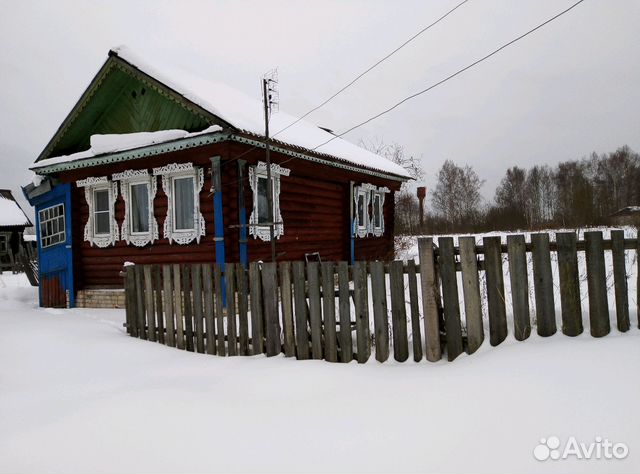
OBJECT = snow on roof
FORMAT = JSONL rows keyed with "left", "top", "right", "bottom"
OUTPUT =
{"left": 37, "top": 46, "right": 409, "bottom": 179}
{"left": 32, "top": 126, "right": 222, "bottom": 170}
{"left": 0, "top": 193, "right": 31, "bottom": 227}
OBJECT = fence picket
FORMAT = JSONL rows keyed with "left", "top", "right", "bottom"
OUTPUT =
{"left": 153, "top": 265, "right": 165, "bottom": 344}
{"left": 125, "top": 267, "right": 137, "bottom": 337}
{"left": 459, "top": 236, "right": 484, "bottom": 351}
{"left": 280, "top": 262, "right": 295, "bottom": 357}
{"left": 418, "top": 238, "right": 442, "bottom": 361}
{"left": 321, "top": 262, "right": 338, "bottom": 363}
{"left": 182, "top": 265, "right": 194, "bottom": 352}
{"left": 226, "top": 263, "right": 238, "bottom": 355}
{"left": 438, "top": 237, "right": 464, "bottom": 361}
{"left": 354, "top": 261, "right": 370, "bottom": 363}
{"left": 202, "top": 264, "right": 215, "bottom": 354}
{"left": 236, "top": 264, "right": 250, "bottom": 356}
{"left": 611, "top": 230, "right": 630, "bottom": 332}
{"left": 293, "top": 261, "right": 309, "bottom": 360}
{"left": 531, "top": 233, "right": 557, "bottom": 337}
{"left": 162, "top": 265, "right": 175, "bottom": 347}
{"left": 337, "top": 262, "right": 352, "bottom": 363}
{"left": 307, "top": 262, "right": 323, "bottom": 359}
{"left": 556, "top": 232, "right": 583, "bottom": 336}
{"left": 390, "top": 260, "right": 409, "bottom": 362}
{"left": 262, "top": 262, "right": 281, "bottom": 357}
{"left": 506, "top": 235, "right": 530, "bottom": 341}
{"left": 215, "top": 264, "right": 227, "bottom": 356}
{"left": 484, "top": 236, "right": 507, "bottom": 346}
{"left": 143, "top": 265, "right": 156, "bottom": 342}
{"left": 192, "top": 264, "right": 204, "bottom": 353}
{"left": 407, "top": 259, "right": 423, "bottom": 362}
{"left": 173, "top": 263, "right": 184, "bottom": 350}
{"left": 370, "top": 261, "right": 389, "bottom": 363}
{"left": 585, "top": 231, "right": 610, "bottom": 337}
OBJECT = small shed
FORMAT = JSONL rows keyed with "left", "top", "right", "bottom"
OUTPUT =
{"left": 25, "top": 47, "right": 411, "bottom": 308}
{"left": 0, "top": 190, "right": 32, "bottom": 270}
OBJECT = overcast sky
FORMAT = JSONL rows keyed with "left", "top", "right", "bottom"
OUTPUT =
{"left": 1, "top": 0, "right": 639, "bottom": 217}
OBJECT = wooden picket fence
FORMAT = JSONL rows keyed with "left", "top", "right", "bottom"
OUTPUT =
{"left": 123, "top": 230, "right": 639, "bottom": 363}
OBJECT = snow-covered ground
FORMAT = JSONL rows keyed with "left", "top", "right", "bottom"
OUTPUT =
{"left": 1, "top": 269, "right": 639, "bottom": 473}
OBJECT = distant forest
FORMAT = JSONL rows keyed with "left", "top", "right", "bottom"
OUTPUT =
{"left": 389, "top": 144, "right": 640, "bottom": 235}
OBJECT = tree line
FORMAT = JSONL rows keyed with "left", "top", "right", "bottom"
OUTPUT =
{"left": 392, "top": 145, "right": 640, "bottom": 235}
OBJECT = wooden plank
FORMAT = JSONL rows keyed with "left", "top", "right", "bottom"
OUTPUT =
{"left": 483, "top": 236, "right": 507, "bottom": 346}
{"left": 203, "top": 264, "right": 216, "bottom": 354}
{"left": 556, "top": 232, "right": 583, "bottom": 336}
{"left": 225, "top": 263, "right": 238, "bottom": 355}
{"left": 173, "top": 263, "right": 184, "bottom": 350}
{"left": 280, "top": 262, "right": 296, "bottom": 358}
{"left": 369, "top": 261, "right": 389, "bottom": 363}
{"left": 353, "top": 261, "right": 370, "bottom": 363}
{"left": 506, "top": 235, "right": 530, "bottom": 341}
{"left": 337, "top": 262, "right": 352, "bottom": 363}
{"left": 459, "top": 236, "right": 484, "bottom": 351}
{"left": 182, "top": 264, "right": 194, "bottom": 352}
{"left": 638, "top": 236, "right": 640, "bottom": 330}
{"left": 236, "top": 264, "right": 250, "bottom": 356}
{"left": 143, "top": 265, "right": 156, "bottom": 342}
{"left": 531, "top": 233, "right": 557, "bottom": 337}
{"left": 585, "top": 231, "right": 610, "bottom": 337}
{"left": 261, "top": 262, "right": 281, "bottom": 357}
{"left": 215, "top": 264, "right": 227, "bottom": 356}
{"left": 162, "top": 264, "right": 175, "bottom": 347}
{"left": 292, "top": 261, "right": 309, "bottom": 360}
{"left": 407, "top": 259, "right": 423, "bottom": 362}
{"left": 321, "top": 262, "right": 338, "bottom": 363}
{"left": 418, "top": 238, "right": 442, "bottom": 361}
{"left": 124, "top": 267, "right": 137, "bottom": 337}
{"left": 611, "top": 230, "right": 630, "bottom": 332}
{"left": 192, "top": 264, "right": 204, "bottom": 353}
{"left": 307, "top": 262, "right": 323, "bottom": 359}
{"left": 437, "top": 237, "right": 464, "bottom": 361}
{"left": 153, "top": 265, "right": 165, "bottom": 345}
{"left": 389, "top": 260, "right": 409, "bottom": 362}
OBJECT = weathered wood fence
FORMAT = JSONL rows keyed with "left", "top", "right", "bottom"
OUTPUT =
{"left": 123, "top": 230, "right": 639, "bottom": 363}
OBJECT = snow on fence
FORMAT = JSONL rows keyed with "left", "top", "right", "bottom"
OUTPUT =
{"left": 122, "top": 230, "right": 639, "bottom": 363}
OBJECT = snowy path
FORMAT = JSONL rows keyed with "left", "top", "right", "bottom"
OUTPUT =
{"left": 1, "top": 275, "right": 639, "bottom": 473}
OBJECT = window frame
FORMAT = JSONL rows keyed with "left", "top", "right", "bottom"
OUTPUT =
{"left": 248, "top": 162, "right": 290, "bottom": 241}
{"left": 38, "top": 203, "right": 66, "bottom": 249}
{"left": 152, "top": 162, "right": 205, "bottom": 245}
{"left": 353, "top": 183, "right": 388, "bottom": 238}
{"left": 113, "top": 169, "right": 158, "bottom": 247}
{"left": 0, "top": 234, "right": 8, "bottom": 254}
{"left": 76, "top": 176, "right": 119, "bottom": 248}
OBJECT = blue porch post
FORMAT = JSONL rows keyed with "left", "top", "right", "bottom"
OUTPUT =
{"left": 211, "top": 156, "right": 226, "bottom": 304}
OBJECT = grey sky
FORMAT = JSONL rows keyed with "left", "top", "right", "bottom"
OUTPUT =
{"left": 1, "top": 0, "right": 638, "bottom": 218}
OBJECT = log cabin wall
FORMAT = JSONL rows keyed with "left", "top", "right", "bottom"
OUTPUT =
{"left": 57, "top": 140, "right": 401, "bottom": 289}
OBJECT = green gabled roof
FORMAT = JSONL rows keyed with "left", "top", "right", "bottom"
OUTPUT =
{"left": 36, "top": 53, "right": 232, "bottom": 162}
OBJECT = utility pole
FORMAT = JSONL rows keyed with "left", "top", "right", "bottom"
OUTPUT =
{"left": 262, "top": 71, "right": 278, "bottom": 262}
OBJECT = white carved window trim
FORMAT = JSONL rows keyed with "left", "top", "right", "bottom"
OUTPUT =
{"left": 152, "top": 162, "right": 205, "bottom": 245}
{"left": 354, "top": 183, "right": 389, "bottom": 238}
{"left": 248, "top": 162, "right": 290, "bottom": 242}
{"left": 113, "top": 170, "right": 158, "bottom": 247}
{"left": 77, "top": 176, "right": 119, "bottom": 247}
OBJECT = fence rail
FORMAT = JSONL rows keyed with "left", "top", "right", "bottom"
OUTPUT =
{"left": 123, "top": 230, "right": 639, "bottom": 363}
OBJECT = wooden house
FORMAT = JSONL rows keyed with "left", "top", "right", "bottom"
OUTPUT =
{"left": 24, "top": 47, "right": 410, "bottom": 308}
{"left": 0, "top": 190, "right": 32, "bottom": 271}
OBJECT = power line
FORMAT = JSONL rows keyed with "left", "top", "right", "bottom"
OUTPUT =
{"left": 222, "top": 0, "right": 471, "bottom": 167}
{"left": 310, "top": 0, "right": 586, "bottom": 152}
{"left": 270, "top": 0, "right": 471, "bottom": 138}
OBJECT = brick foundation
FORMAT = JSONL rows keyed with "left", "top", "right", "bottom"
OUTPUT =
{"left": 75, "top": 289, "right": 126, "bottom": 309}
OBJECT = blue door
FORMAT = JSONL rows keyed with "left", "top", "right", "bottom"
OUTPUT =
{"left": 31, "top": 183, "right": 74, "bottom": 308}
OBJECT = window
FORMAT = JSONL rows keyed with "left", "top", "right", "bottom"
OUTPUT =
{"left": 38, "top": 204, "right": 66, "bottom": 248}
{"left": 353, "top": 183, "right": 388, "bottom": 238}
{"left": 77, "top": 176, "right": 119, "bottom": 247}
{"left": 0, "top": 235, "right": 7, "bottom": 254}
{"left": 113, "top": 169, "right": 158, "bottom": 247}
{"left": 248, "top": 162, "right": 290, "bottom": 241}
{"left": 153, "top": 162, "right": 205, "bottom": 245}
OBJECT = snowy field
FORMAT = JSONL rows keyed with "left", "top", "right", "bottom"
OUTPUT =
{"left": 1, "top": 265, "right": 639, "bottom": 473}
